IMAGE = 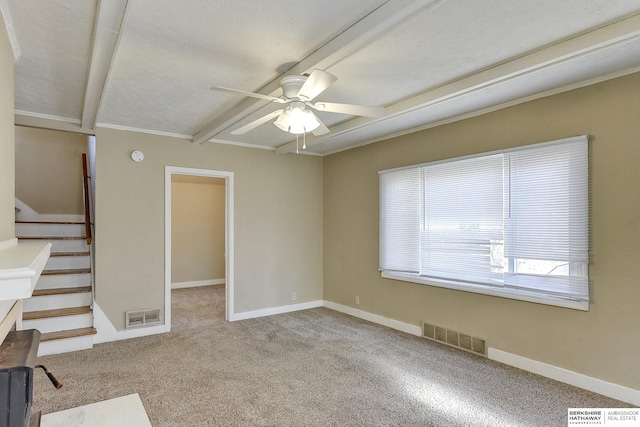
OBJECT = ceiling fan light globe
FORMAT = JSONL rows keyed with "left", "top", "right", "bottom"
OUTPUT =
{"left": 300, "top": 110, "right": 321, "bottom": 132}
{"left": 274, "top": 110, "right": 293, "bottom": 132}
{"left": 273, "top": 107, "right": 320, "bottom": 134}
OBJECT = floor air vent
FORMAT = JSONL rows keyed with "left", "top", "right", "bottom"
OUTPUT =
{"left": 422, "top": 322, "right": 486, "bottom": 357}
{"left": 126, "top": 309, "right": 162, "bottom": 329}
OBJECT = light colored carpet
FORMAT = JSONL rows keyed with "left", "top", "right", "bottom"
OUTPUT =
{"left": 33, "top": 286, "right": 627, "bottom": 426}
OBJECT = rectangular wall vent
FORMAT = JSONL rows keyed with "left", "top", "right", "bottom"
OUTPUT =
{"left": 422, "top": 321, "right": 486, "bottom": 357}
{"left": 126, "top": 309, "right": 162, "bottom": 329}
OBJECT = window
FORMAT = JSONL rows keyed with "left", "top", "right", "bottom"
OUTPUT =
{"left": 379, "top": 136, "right": 589, "bottom": 310}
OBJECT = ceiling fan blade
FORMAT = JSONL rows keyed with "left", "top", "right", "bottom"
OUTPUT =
{"left": 312, "top": 121, "right": 330, "bottom": 136}
{"left": 312, "top": 102, "right": 384, "bottom": 118}
{"left": 231, "top": 109, "right": 283, "bottom": 135}
{"left": 210, "top": 86, "right": 283, "bottom": 103}
{"left": 310, "top": 111, "right": 329, "bottom": 136}
{"left": 297, "top": 70, "right": 337, "bottom": 101}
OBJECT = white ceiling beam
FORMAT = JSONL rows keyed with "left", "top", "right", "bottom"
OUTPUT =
{"left": 276, "top": 11, "right": 640, "bottom": 154}
{"left": 192, "top": 0, "right": 446, "bottom": 145}
{"left": 15, "top": 112, "right": 95, "bottom": 135}
{"left": 80, "top": 0, "right": 128, "bottom": 129}
{"left": 0, "top": 0, "right": 20, "bottom": 60}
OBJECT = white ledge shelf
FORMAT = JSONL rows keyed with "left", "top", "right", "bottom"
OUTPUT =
{"left": 0, "top": 238, "right": 51, "bottom": 301}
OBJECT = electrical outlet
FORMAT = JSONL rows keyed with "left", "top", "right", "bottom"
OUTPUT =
{"left": 355, "top": 295, "right": 360, "bottom": 305}
{"left": 292, "top": 292, "right": 297, "bottom": 301}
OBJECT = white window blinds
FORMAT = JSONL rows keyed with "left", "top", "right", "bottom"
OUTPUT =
{"left": 421, "top": 154, "right": 504, "bottom": 285}
{"left": 379, "top": 136, "right": 589, "bottom": 310}
{"left": 503, "top": 138, "right": 589, "bottom": 298}
{"left": 379, "top": 167, "right": 421, "bottom": 273}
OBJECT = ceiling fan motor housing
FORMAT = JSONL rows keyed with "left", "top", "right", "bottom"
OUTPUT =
{"left": 280, "top": 75, "right": 308, "bottom": 99}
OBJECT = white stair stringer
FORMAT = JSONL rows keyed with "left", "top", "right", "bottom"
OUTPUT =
{"left": 17, "top": 219, "right": 96, "bottom": 355}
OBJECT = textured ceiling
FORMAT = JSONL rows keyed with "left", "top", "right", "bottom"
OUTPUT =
{"left": 5, "top": 0, "right": 640, "bottom": 155}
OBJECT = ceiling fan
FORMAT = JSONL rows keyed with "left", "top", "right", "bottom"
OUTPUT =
{"left": 210, "top": 69, "right": 385, "bottom": 136}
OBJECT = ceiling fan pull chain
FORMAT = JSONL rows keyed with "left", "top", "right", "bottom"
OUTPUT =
{"left": 303, "top": 128, "right": 307, "bottom": 150}
{"left": 296, "top": 131, "right": 299, "bottom": 154}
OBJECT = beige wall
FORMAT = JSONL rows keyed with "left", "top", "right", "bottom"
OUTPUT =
{"left": 94, "top": 128, "right": 323, "bottom": 329}
{"left": 0, "top": 14, "right": 16, "bottom": 325}
{"left": 171, "top": 177, "right": 225, "bottom": 283}
{"left": 323, "top": 72, "right": 640, "bottom": 390}
{"left": 15, "top": 126, "right": 86, "bottom": 215}
{"left": 0, "top": 16, "right": 14, "bottom": 242}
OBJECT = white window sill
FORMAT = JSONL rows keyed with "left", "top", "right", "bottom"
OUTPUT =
{"left": 381, "top": 271, "right": 589, "bottom": 311}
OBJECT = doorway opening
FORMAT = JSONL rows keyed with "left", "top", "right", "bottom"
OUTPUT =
{"left": 164, "top": 166, "right": 234, "bottom": 327}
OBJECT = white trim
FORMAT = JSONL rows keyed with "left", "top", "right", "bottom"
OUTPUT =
{"left": 231, "top": 300, "right": 323, "bottom": 322}
{"left": 322, "top": 300, "right": 639, "bottom": 406}
{"left": 0, "top": 0, "right": 20, "bottom": 60}
{"left": 171, "top": 279, "right": 225, "bottom": 289}
{"left": 81, "top": 0, "right": 128, "bottom": 129}
{"left": 208, "top": 138, "right": 324, "bottom": 157}
{"left": 320, "top": 65, "right": 640, "bottom": 157}
{"left": 98, "top": 123, "right": 192, "bottom": 140}
{"left": 294, "top": 149, "right": 324, "bottom": 157}
{"left": 92, "top": 290, "right": 639, "bottom": 405}
{"left": 93, "top": 303, "right": 169, "bottom": 344}
{"left": 322, "top": 300, "right": 422, "bottom": 336}
{"left": 165, "top": 166, "right": 234, "bottom": 323}
{"left": 378, "top": 135, "right": 588, "bottom": 174}
{"left": 14, "top": 110, "right": 81, "bottom": 124}
{"left": 381, "top": 272, "right": 589, "bottom": 311}
{"left": 14, "top": 114, "right": 95, "bottom": 135}
{"left": 206, "top": 138, "right": 276, "bottom": 151}
{"left": 0, "top": 240, "right": 51, "bottom": 301}
{"left": 489, "top": 348, "right": 640, "bottom": 406}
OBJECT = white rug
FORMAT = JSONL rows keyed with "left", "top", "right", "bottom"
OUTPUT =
{"left": 41, "top": 393, "right": 152, "bottom": 427}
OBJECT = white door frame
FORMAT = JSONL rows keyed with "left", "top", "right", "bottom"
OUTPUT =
{"left": 165, "top": 166, "right": 234, "bottom": 324}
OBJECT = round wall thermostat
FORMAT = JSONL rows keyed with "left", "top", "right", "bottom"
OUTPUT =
{"left": 131, "top": 150, "right": 144, "bottom": 162}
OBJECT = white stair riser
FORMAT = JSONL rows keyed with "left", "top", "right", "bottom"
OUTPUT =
{"left": 16, "top": 223, "right": 86, "bottom": 237}
{"left": 36, "top": 273, "right": 91, "bottom": 289}
{"left": 22, "top": 313, "right": 93, "bottom": 334}
{"left": 38, "top": 335, "right": 94, "bottom": 356}
{"left": 47, "top": 239, "right": 89, "bottom": 252}
{"left": 46, "top": 255, "right": 90, "bottom": 270}
{"left": 23, "top": 292, "right": 92, "bottom": 312}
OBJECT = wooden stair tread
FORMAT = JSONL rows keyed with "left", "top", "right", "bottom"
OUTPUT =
{"left": 16, "top": 220, "right": 85, "bottom": 225}
{"left": 42, "top": 268, "right": 91, "bottom": 275}
{"left": 17, "top": 236, "right": 86, "bottom": 240}
{"left": 32, "top": 286, "right": 92, "bottom": 297}
{"left": 23, "top": 306, "right": 92, "bottom": 320}
{"left": 40, "top": 327, "right": 96, "bottom": 342}
{"left": 50, "top": 251, "right": 90, "bottom": 257}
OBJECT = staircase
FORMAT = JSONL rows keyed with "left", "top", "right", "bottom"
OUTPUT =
{"left": 16, "top": 220, "right": 96, "bottom": 356}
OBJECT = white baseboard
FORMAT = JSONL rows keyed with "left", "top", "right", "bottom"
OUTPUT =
{"left": 322, "top": 301, "right": 639, "bottom": 406}
{"left": 171, "top": 279, "right": 225, "bottom": 289}
{"left": 231, "top": 300, "right": 323, "bottom": 322}
{"left": 93, "top": 303, "right": 169, "bottom": 344}
{"left": 489, "top": 348, "right": 640, "bottom": 406}
{"left": 93, "top": 294, "right": 639, "bottom": 406}
{"left": 322, "top": 301, "right": 423, "bottom": 336}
